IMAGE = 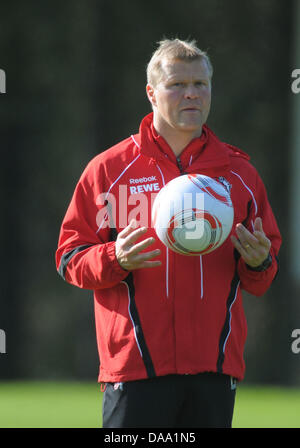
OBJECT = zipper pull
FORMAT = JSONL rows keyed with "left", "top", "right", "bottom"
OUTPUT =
{"left": 176, "top": 156, "right": 184, "bottom": 174}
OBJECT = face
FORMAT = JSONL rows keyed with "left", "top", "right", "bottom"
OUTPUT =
{"left": 147, "top": 58, "right": 211, "bottom": 139}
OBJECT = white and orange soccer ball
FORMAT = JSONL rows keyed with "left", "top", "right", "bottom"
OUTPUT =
{"left": 152, "top": 174, "right": 234, "bottom": 256}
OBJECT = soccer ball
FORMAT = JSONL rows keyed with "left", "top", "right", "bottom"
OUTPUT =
{"left": 152, "top": 174, "right": 234, "bottom": 256}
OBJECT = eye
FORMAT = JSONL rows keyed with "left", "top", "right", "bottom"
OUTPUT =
{"left": 196, "top": 80, "right": 209, "bottom": 87}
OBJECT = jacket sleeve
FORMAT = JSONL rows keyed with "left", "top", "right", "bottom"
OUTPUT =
{"left": 55, "top": 162, "right": 128, "bottom": 290}
{"left": 237, "top": 171, "right": 282, "bottom": 297}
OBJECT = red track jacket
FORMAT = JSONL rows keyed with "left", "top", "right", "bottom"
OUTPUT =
{"left": 56, "top": 113, "right": 281, "bottom": 383}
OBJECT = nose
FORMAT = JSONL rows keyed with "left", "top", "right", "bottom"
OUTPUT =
{"left": 184, "top": 84, "right": 199, "bottom": 99}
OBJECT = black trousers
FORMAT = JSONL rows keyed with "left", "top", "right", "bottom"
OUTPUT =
{"left": 102, "top": 372, "right": 237, "bottom": 428}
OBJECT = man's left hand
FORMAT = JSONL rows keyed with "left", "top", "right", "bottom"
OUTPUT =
{"left": 230, "top": 217, "right": 271, "bottom": 268}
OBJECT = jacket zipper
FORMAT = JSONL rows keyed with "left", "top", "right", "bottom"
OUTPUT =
{"left": 155, "top": 162, "right": 170, "bottom": 299}
{"left": 176, "top": 156, "right": 184, "bottom": 174}
{"left": 177, "top": 156, "right": 204, "bottom": 299}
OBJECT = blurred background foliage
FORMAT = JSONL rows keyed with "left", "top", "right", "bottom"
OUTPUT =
{"left": 0, "top": 0, "right": 298, "bottom": 386}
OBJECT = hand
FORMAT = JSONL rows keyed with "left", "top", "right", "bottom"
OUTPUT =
{"left": 230, "top": 217, "right": 271, "bottom": 268}
{"left": 115, "top": 219, "right": 161, "bottom": 271}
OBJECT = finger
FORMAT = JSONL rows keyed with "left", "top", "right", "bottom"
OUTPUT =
{"left": 118, "top": 219, "right": 138, "bottom": 238}
{"left": 138, "top": 260, "right": 162, "bottom": 269}
{"left": 254, "top": 217, "right": 263, "bottom": 232}
{"left": 123, "top": 226, "right": 148, "bottom": 246}
{"left": 231, "top": 235, "right": 269, "bottom": 267}
{"left": 127, "top": 249, "right": 161, "bottom": 270}
{"left": 129, "top": 237, "right": 157, "bottom": 256}
{"left": 134, "top": 248, "right": 161, "bottom": 262}
{"left": 235, "top": 224, "right": 260, "bottom": 249}
{"left": 231, "top": 235, "right": 251, "bottom": 260}
{"left": 253, "top": 231, "right": 271, "bottom": 249}
{"left": 252, "top": 217, "right": 271, "bottom": 249}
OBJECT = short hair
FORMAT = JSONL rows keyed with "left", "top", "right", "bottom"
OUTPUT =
{"left": 146, "top": 38, "right": 213, "bottom": 87}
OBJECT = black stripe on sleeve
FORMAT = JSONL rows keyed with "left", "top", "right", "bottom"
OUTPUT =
{"left": 216, "top": 269, "right": 240, "bottom": 374}
{"left": 58, "top": 244, "right": 93, "bottom": 280}
{"left": 216, "top": 248, "right": 241, "bottom": 373}
{"left": 123, "top": 273, "right": 156, "bottom": 379}
{"left": 273, "top": 254, "right": 280, "bottom": 281}
{"left": 215, "top": 200, "right": 252, "bottom": 371}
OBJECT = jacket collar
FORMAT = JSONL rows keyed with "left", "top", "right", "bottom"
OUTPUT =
{"left": 134, "top": 113, "right": 238, "bottom": 177}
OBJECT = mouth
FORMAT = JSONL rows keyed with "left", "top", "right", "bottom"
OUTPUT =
{"left": 181, "top": 107, "right": 200, "bottom": 112}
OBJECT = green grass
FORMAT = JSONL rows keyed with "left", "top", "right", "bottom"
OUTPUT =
{"left": 0, "top": 381, "right": 299, "bottom": 428}
{"left": 233, "top": 384, "right": 300, "bottom": 428}
{"left": 0, "top": 382, "right": 102, "bottom": 428}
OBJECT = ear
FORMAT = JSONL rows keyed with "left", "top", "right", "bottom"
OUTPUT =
{"left": 146, "top": 83, "right": 157, "bottom": 107}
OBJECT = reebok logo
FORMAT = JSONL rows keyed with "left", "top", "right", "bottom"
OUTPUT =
{"left": 129, "top": 176, "right": 157, "bottom": 184}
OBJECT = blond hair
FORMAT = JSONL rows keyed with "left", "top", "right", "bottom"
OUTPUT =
{"left": 146, "top": 38, "right": 213, "bottom": 86}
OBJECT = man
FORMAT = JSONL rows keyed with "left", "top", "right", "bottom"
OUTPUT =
{"left": 56, "top": 39, "right": 281, "bottom": 428}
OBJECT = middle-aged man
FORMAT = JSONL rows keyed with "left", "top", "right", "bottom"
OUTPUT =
{"left": 56, "top": 39, "right": 282, "bottom": 428}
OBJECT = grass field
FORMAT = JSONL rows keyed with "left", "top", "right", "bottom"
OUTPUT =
{"left": 0, "top": 381, "right": 299, "bottom": 428}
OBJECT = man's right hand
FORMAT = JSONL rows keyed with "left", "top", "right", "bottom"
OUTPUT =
{"left": 115, "top": 219, "right": 162, "bottom": 271}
